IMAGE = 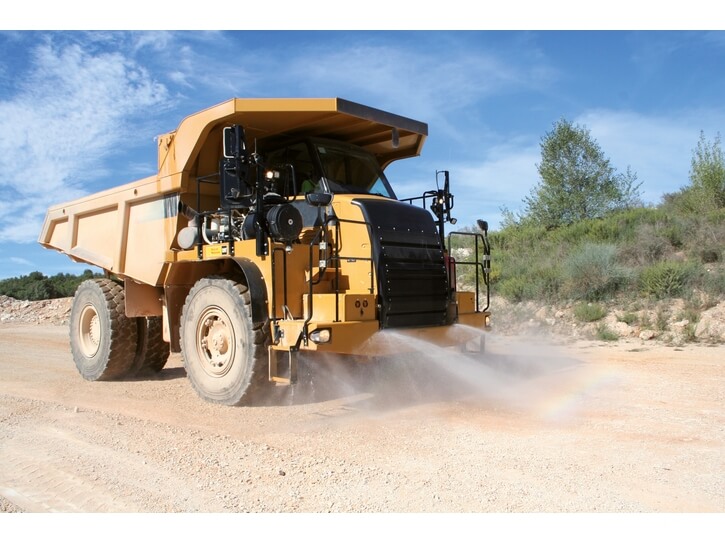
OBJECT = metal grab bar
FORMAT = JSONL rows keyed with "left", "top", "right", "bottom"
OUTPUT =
{"left": 446, "top": 231, "right": 491, "bottom": 312}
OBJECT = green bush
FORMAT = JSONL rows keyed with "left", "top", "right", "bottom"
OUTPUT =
{"left": 618, "top": 223, "right": 672, "bottom": 266}
{"left": 639, "top": 261, "right": 697, "bottom": 299}
{"left": 618, "top": 311, "right": 639, "bottom": 325}
{"left": 498, "top": 276, "right": 536, "bottom": 302}
{"left": 562, "top": 243, "right": 631, "bottom": 301}
{"left": 532, "top": 266, "right": 563, "bottom": 301}
{"left": 683, "top": 323, "right": 698, "bottom": 343}
{"left": 661, "top": 223, "right": 685, "bottom": 248}
{"left": 655, "top": 308, "right": 669, "bottom": 331}
{"left": 595, "top": 324, "right": 619, "bottom": 341}
{"left": 688, "top": 210, "right": 725, "bottom": 264}
{"left": 677, "top": 304, "right": 701, "bottom": 325}
{"left": 574, "top": 302, "right": 607, "bottom": 322}
{"left": 700, "top": 249, "right": 720, "bottom": 264}
{"left": 700, "top": 267, "right": 725, "bottom": 298}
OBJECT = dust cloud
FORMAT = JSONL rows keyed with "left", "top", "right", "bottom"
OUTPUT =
{"left": 270, "top": 326, "right": 607, "bottom": 422}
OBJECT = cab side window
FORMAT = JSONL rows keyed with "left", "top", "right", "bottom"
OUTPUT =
{"left": 265, "top": 142, "right": 317, "bottom": 196}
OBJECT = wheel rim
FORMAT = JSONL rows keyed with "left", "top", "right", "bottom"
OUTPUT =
{"left": 196, "top": 306, "right": 236, "bottom": 377}
{"left": 78, "top": 303, "right": 101, "bottom": 358}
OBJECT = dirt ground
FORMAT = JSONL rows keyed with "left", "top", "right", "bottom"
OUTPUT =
{"left": 0, "top": 321, "right": 723, "bottom": 522}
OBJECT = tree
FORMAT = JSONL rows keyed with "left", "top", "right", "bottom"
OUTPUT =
{"left": 688, "top": 131, "right": 725, "bottom": 210}
{"left": 0, "top": 270, "right": 102, "bottom": 301}
{"left": 663, "top": 131, "right": 725, "bottom": 213}
{"left": 521, "top": 118, "right": 642, "bottom": 228}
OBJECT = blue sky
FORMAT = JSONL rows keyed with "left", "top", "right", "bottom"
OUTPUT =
{"left": 1, "top": 27, "right": 724, "bottom": 278}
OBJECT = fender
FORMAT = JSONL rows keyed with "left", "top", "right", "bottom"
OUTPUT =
{"left": 163, "top": 257, "right": 269, "bottom": 352}
{"left": 231, "top": 257, "right": 269, "bottom": 324}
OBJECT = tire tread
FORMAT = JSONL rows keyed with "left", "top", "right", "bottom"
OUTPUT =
{"left": 180, "top": 276, "right": 270, "bottom": 406}
{"left": 70, "top": 278, "right": 137, "bottom": 381}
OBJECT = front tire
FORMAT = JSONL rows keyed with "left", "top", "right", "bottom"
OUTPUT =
{"left": 180, "top": 277, "right": 269, "bottom": 406}
{"left": 69, "top": 279, "right": 138, "bottom": 381}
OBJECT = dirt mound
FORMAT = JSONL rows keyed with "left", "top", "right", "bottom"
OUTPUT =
{"left": 0, "top": 295, "right": 72, "bottom": 326}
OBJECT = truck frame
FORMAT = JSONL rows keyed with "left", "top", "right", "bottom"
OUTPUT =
{"left": 39, "top": 98, "right": 491, "bottom": 405}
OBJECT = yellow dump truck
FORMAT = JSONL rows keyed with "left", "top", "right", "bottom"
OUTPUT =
{"left": 39, "top": 98, "right": 491, "bottom": 405}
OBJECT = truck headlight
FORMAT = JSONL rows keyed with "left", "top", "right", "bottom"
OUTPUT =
{"left": 309, "top": 328, "right": 331, "bottom": 344}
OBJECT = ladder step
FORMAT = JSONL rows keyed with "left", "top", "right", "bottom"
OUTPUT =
{"left": 268, "top": 346, "right": 297, "bottom": 385}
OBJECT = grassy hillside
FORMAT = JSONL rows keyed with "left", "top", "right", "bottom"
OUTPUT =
{"left": 489, "top": 206, "right": 724, "bottom": 303}
{"left": 450, "top": 203, "right": 724, "bottom": 343}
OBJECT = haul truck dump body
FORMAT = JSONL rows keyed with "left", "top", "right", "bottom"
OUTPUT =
{"left": 39, "top": 98, "right": 491, "bottom": 406}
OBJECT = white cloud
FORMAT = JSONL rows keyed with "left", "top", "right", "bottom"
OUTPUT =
{"left": 380, "top": 136, "right": 540, "bottom": 231}
{"left": 575, "top": 109, "right": 725, "bottom": 204}
{"left": 132, "top": 31, "right": 175, "bottom": 52}
{"left": 169, "top": 70, "right": 192, "bottom": 87}
{"left": 153, "top": 33, "right": 555, "bottom": 138}
{"left": 415, "top": 142, "right": 540, "bottom": 230}
{"left": 286, "top": 41, "right": 554, "bottom": 129}
{"left": 450, "top": 145, "right": 541, "bottom": 227}
{"left": 9, "top": 256, "right": 33, "bottom": 266}
{"left": 0, "top": 37, "right": 169, "bottom": 243}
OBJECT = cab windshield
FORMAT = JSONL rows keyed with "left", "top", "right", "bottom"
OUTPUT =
{"left": 314, "top": 141, "right": 396, "bottom": 199}
{"left": 263, "top": 139, "right": 397, "bottom": 199}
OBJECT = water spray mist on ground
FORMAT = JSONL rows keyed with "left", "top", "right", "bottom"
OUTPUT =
{"left": 272, "top": 327, "right": 613, "bottom": 423}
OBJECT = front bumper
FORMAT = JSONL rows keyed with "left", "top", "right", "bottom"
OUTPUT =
{"left": 271, "top": 310, "right": 491, "bottom": 357}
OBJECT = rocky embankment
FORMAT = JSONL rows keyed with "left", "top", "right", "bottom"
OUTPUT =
{"left": 490, "top": 295, "right": 725, "bottom": 345}
{"left": 0, "top": 295, "right": 72, "bottom": 326}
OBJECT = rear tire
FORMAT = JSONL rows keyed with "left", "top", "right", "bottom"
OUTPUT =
{"left": 133, "top": 317, "right": 170, "bottom": 374}
{"left": 69, "top": 279, "right": 138, "bottom": 381}
{"left": 180, "top": 277, "right": 269, "bottom": 406}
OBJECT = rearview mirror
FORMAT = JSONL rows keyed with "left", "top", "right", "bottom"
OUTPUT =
{"left": 223, "top": 125, "right": 247, "bottom": 159}
{"left": 305, "top": 192, "right": 333, "bottom": 207}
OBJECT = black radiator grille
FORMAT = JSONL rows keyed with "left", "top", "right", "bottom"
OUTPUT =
{"left": 353, "top": 198, "right": 449, "bottom": 328}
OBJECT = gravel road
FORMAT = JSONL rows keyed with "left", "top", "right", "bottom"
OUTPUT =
{"left": 1, "top": 322, "right": 722, "bottom": 522}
